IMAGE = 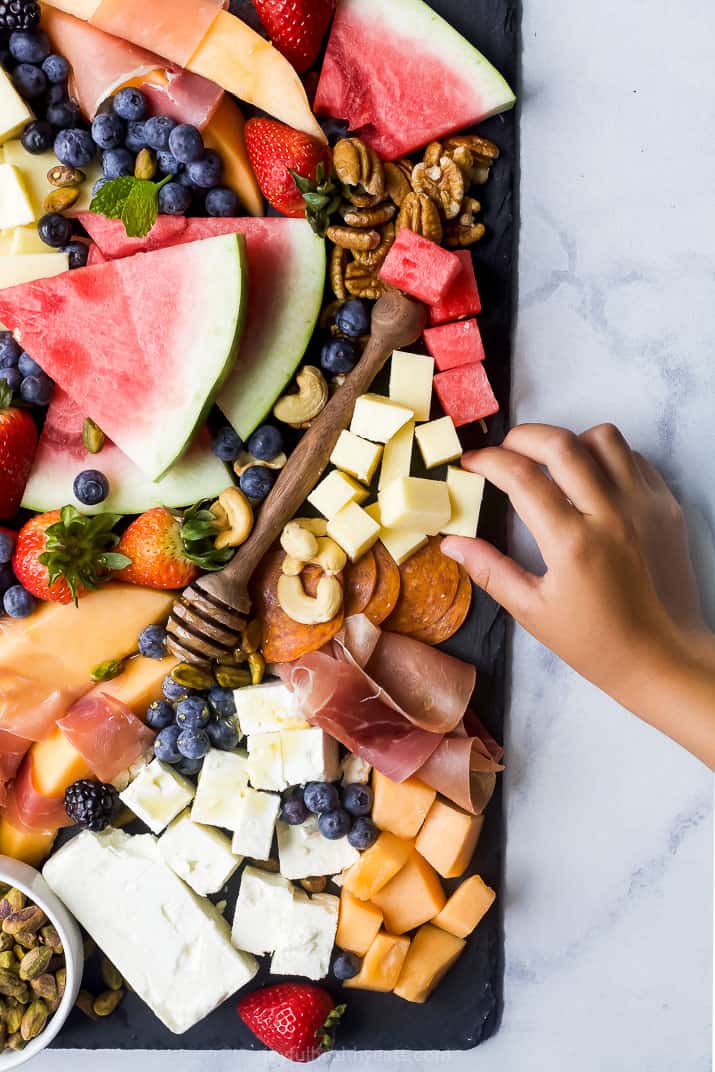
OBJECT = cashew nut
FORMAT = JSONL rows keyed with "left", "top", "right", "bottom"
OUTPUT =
{"left": 212, "top": 486, "right": 254, "bottom": 550}
{"left": 281, "top": 555, "right": 305, "bottom": 576}
{"left": 273, "top": 366, "right": 329, "bottom": 428}
{"left": 294, "top": 517, "right": 328, "bottom": 536}
{"left": 234, "top": 450, "right": 287, "bottom": 478}
{"left": 277, "top": 573, "right": 343, "bottom": 625}
{"left": 312, "top": 537, "right": 347, "bottom": 576}
{"left": 281, "top": 520, "right": 320, "bottom": 562}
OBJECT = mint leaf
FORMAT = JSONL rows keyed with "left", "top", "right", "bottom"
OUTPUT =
{"left": 90, "top": 175, "right": 171, "bottom": 239}
{"left": 89, "top": 176, "right": 136, "bottom": 220}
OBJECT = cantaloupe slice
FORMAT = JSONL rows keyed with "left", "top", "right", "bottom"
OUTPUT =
{"left": 393, "top": 924, "right": 465, "bottom": 1004}
{"left": 432, "top": 875, "right": 495, "bottom": 939}
{"left": 0, "top": 819, "right": 56, "bottom": 868}
{"left": 342, "top": 832, "right": 413, "bottom": 901}
{"left": 344, "top": 931, "right": 410, "bottom": 993}
{"left": 203, "top": 96, "right": 263, "bottom": 218}
{"left": 371, "top": 851, "right": 446, "bottom": 934}
{"left": 336, "top": 890, "right": 383, "bottom": 957}
{"left": 371, "top": 771, "right": 436, "bottom": 840}
{"left": 415, "top": 798, "right": 484, "bottom": 879}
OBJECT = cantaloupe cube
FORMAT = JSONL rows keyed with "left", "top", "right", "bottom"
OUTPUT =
{"left": 371, "top": 771, "right": 436, "bottom": 840}
{"left": 371, "top": 851, "right": 446, "bottom": 934}
{"left": 432, "top": 875, "right": 495, "bottom": 938}
{"left": 344, "top": 931, "right": 410, "bottom": 993}
{"left": 393, "top": 924, "right": 465, "bottom": 1003}
{"left": 336, "top": 890, "right": 383, "bottom": 956}
{"left": 415, "top": 799, "right": 484, "bottom": 879}
{"left": 0, "top": 819, "right": 56, "bottom": 868}
{"left": 342, "top": 831, "right": 413, "bottom": 901}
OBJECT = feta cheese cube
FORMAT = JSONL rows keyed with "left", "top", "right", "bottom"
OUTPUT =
{"left": 415, "top": 416, "right": 463, "bottom": 469}
{"left": 230, "top": 787, "right": 281, "bottom": 860}
{"left": 364, "top": 503, "right": 428, "bottom": 566}
{"left": 0, "top": 70, "right": 33, "bottom": 145}
{"left": 330, "top": 429, "right": 383, "bottom": 485}
{"left": 119, "top": 759, "right": 194, "bottom": 835}
{"left": 0, "top": 164, "right": 36, "bottom": 229}
{"left": 233, "top": 681, "right": 308, "bottom": 736}
{"left": 191, "top": 748, "right": 250, "bottom": 830}
{"left": 276, "top": 816, "right": 359, "bottom": 880}
{"left": 378, "top": 476, "right": 451, "bottom": 534}
{"left": 158, "top": 809, "right": 240, "bottom": 896}
{"left": 271, "top": 891, "right": 339, "bottom": 980}
{"left": 281, "top": 727, "right": 340, "bottom": 786}
{"left": 378, "top": 420, "right": 414, "bottom": 492}
{"left": 341, "top": 753, "right": 372, "bottom": 786}
{"left": 442, "top": 466, "right": 485, "bottom": 537}
{"left": 389, "top": 351, "right": 434, "bottom": 421}
{"left": 231, "top": 865, "right": 296, "bottom": 956}
{"left": 246, "top": 733, "right": 287, "bottom": 791}
{"left": 327, "top": 501, "right": 381, "bottom": 562}
{"left": 307, "top": 469, "right": 369, "bottom": 519}
{"left": 350, "top": 394, "right": 414, "bottom": 444}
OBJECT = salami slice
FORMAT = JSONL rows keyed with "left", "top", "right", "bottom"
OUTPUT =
{"left": 343, "top": 550, "right": 378, "bottom": 617}
{"left": 410, "top": 568, "right": 472, "bottom": 645}
{"left": 364, "top": 542, "right": 402, "bottom": 626}
{"left": 384, "top": 537, "right": 461, "bottom": 635}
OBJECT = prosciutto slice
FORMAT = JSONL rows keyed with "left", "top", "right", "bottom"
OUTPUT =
{"left": 0, "top": 667, "right": 79, "bottom": 742}
{"left": 0, "top": 731, "right": 32, "bottom": 808}
{"left": 58, "top": 692, "right": 155, "bottom": 784}
{"left": 416, "top": 732, "right": 503, "bottom": 815}
{"left": 3, "top": 757, "right": 71, "bottom": 834}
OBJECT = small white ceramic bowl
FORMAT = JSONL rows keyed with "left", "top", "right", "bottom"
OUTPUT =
{"left": 0, "top": 856, "right": 83, "bottom": 1071}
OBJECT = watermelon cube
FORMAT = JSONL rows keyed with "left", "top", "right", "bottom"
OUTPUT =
{"left": 423, "top": 319, "right": 485, "bottom": 371}
{"left": 428, "top": 251, "right": 482, "bottom": 325}
{"left": 378, "top": 229, "right": 461, "bottom": 306}
{"left": 433, "top": 362, "right": 499, "bottom": 427}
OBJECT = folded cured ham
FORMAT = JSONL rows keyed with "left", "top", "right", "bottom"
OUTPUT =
{"left": 58, "top": 692, "right": 155, "bottom": 784}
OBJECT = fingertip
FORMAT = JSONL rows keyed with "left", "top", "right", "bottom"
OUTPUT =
{"left": 440, "top": 536, "right": 466, "bottom": 564}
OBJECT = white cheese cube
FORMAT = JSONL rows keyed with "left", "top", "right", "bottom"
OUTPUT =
{"left": 276, "top": 816, "right": 359, "bottom": 880}
{"left": 0, "top": 231, "right": 14, "bottom": 254}
{"left": 327, "top": 501, "right": 381, "bottom": 562}
{"left": 389, "top": 351, "right": 434, "bottom": 421}
{"left": 415, "top": 416, "right": 463, "bottom": 469}
{"left": 10, "top": 226, "right": 51, "bottom": 255}
{"left": 0, "top": 72, "right": 33, "bottom": 145}
{"left": 442, "top": 465, "right": 486, "bottom": 537}
{"left": 158, "top": 809, "right": 240, "bottom": 897}
{"left": 378, "top": 476, "right": 451, "bottom": 534}
{"left": 350, "top": 393, "right": 414, "bottom": 443}
{"left": 119, "top": 759, "right": 195, "bottom": 835}
{"left": 231, "top": 866, "right": 296, "bottom": 956}
{"left": 191, "top": 748, "right": 250, "bottom": 830}
{"left": 230, "top": 787, "right": 281, "bottom": 860}
{"left": 233, "top": 681, "right": 308, "bottom": 736}
{"left": 365, "top": 503, "right": 428, "bottom": 566}
{"left": 330, "top": 429, "right": 383, "bottom": 484}
{"left": 247, "top": 733, "right": 287, "bottom": 791}
{"left": 0, "top": 164, "right": 36, "bottom": 229}
{"left": 341, "top": 752, "right": 372, "bottom": 786}
{"left": 307, "top": 469, "right": 369, "bottom": 519}
{"left": 271, "top": 891, "right": 339, "bottom": 981}
{"left": 0, "top": 252, "right": 69, "bottom": 289}
{"left": 378, "top": 420, "right": 414, "bottom": 491}
{"left": 44, "top": 829, "right": 257, "bottom": 1034}
{"left": 281, "top": 727, "right": 340, "bottom": 786}
{"left": 2, "top": 140, "right": 102, "bottom": 218}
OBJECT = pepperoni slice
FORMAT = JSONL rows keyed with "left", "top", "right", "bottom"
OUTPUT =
{"left": 343, "top": 550, "right": 378, "bottom": 617}
{"left": 364, "top": 542, "right": 402, "bottom": 626}
{"left": 410, "top": 568, "right": 472, "bottom": 645}
{"left": 384, "top": 537, "right": 461, "bottom": 635}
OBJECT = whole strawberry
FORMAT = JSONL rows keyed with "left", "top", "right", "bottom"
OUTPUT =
{"left": 117, "top": 504, "right": 233, "bottom": 590}
{"left": 253, "top": 0, "right": 336, "bottom": 74}
{"left": 0, "top": 382, "right": 37, "bottom": 520}
{"left": 237, "top": 982, "right": 345, "bottom": 1063}
{"left": 13, "top": 506, "right": 130, "bottom": 605}
{"left": 244, "top": 117, "right": 336, "bottom": 228}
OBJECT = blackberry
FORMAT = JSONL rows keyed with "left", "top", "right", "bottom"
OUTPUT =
{"left": 65, "top": 779, "right": 119, "bottom": 831}
{"left": 0, "top": 1, "right": 40, "bottom": 32}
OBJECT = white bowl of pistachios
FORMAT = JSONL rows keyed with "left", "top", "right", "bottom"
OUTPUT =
{"left": 0, "top": 857, "right": 83, "bottom": 1070}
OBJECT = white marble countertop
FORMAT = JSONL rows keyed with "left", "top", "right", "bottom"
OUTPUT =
{"left": 37, "top": 1, "right": 714, "bottom": 1069}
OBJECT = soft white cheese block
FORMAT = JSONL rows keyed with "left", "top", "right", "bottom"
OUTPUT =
{"left": 330, "top": 429, "right": 383, "bottom": 484}
{"left": 378, "top": 420, "right": 414, "bottom": 492}
{"left": 158, "top": 809, "right": 240, "bottom": 897}
{"left": 341, "top": 752, "right": 372, "bottom": 786}
{"left": 442, "top": 465, "right": 485, "bottom": 537}
{"left": 0, "top": 73, "right": 33, "bottom": 145}
{"left": 271, "top": 891, "right": 339, "bottom": 981}
{"left": 119, "top": 759, "right": 195, "bottom": 835}
{"left": 191, "top": 748, "right": 250, "bottom": 830}
{"left": 307, "top": 469, "right": 368, "bottom": 519}
{"left": 350, "top": 394, "right": 414, "bottom": 444}
{"left": 276, "top": 816, "right": 359, "bottom": 880}
{"left": 0, "top": 164, "right": 36, "bottom": 229}
{"left": 230, "top": 787, "right": 281, "bottom": 860}
{"left": 231, "top": 865, "right": 295, "bottom": 956}
{"left": 415, "top": 416, "right": 463, "bottom": 469}
{"left": 326, "top": 501, "right": 381, "bottom": 562}
{"left": 389, "top": 351, "right": 434, "bottom": 421}
{"left": 281, "top": 727, "right": 340, "bottom": 786}
{"left": 246, "top": 732, "right": 287, "bottom": 791}
{"left": 233, "top": 681, "right": 308, "bottom": 736}
{"left": 43, "top": 829, "right": 258, "bottom": 1034}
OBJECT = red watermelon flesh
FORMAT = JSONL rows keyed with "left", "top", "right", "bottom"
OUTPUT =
{"left": 429, "top": 251, "right": 482, "bottom": 325}
{"left": 423, "top": 319, "right": 486, "bottom": 371}
{"left": 314, "top": 0, "right": 516, "bottom": 160}
{"left": 433, "top": 362, "right": 499, "bottom": 427}
{"left": 378, "top": 228, "right": 461, "bottom": 306}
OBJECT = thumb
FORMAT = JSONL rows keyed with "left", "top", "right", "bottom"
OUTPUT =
{"left": 441, "top": 537, "right": 538, "bottom": 621}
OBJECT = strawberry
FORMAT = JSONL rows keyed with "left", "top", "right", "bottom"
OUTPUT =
{"left": 252, "top": 0, "right": 336, "bottom": 75}
{"left": 237, "top": 982, "right": 345, "bottom": 1063}
{"left": 13, "top": 506, "right": 130, "bottom": 605}
{"left": 117, "top": 503, "right": 233, "bottom": 590}
{"left": 0, "top": 382, "right": 38, "bottom": 521}
{"left": 244, "top": 117, "right": 337, "bottom": 230}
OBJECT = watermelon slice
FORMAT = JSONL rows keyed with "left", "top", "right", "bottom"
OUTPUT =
{"left": 423, "top": 319, "right": 486, "bottom": 371}
{"left": 314, "top": 0, "right": 516, "bottom": 160}
{"left": 429, "top": 251, "right": 482, "bottom": 325}
{"left": 0, "top": 234, "right": 247, "bottom": 481}
{"left": 76, "top": 213, "right": 326, "bottom": 440}
{"left": 22, "top": 388, "right": 230, "bottom": 515}
{"left": 378, "top": 229, "right": 461, "bottom": 306}
{"left": 433, "top": 362, "right": 499, "bottom": 427}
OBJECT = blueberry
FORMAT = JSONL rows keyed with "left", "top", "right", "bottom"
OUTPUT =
{"left": 156, "top": 150, "right": 181, "bottom": 176}
{"left": 72, "top": 468, "right": 109, "bottom": 506}
{"left": 124, "top": 119, "right": 148, "bottom": 152}
{"left": 205, "top": 186, "right": 240, "bottom": 217}
{"left": 187, "top": 150, "right": 223, "bottom": 189}
{"left": 41, "top": 53, "right": 69, "bottom": 83}
{"left": 113, "top": 87, "right": 147, "bottom": 121}
{"left": 168, "top": 123, "right": 203, "bottom": 164}
{"left": 162, "top": 675, "right": 195, "bottom": 703}
{"left": 9, "top": 30, "right": 50, "bottom": 64}
{"left": 207, "top": 685, "right": 236, "bottom": 719}
{"left": 138, "top": 624, "right": 168, "bottom": 660}
{"left": 281, "top": 787, "right": 310, "bottom": 826}
{"left": 38, "top": 212, "right": 73, "bottom": 248}
{"left": 64, "top": 240, "right": 89, "bottom": 270}
{"left": 347, "top": 816, "right": 379, "bottom": 851}
{"left": 206, "top": 718, "right": 240, "bottom": 751}
{"left": 239, "top": 465, "right": 275, "bottom": 501}
{"left": 12, "top": 62, "right": 46, "bottom": 99}
{"left": 247, "top": 425, "right": 283, "bottom": 462}
{"left": 177, "top": 727, "right": 210, "bottom": 761}
{"left": 158, "top": 181, "right": 191, "bottom": 216}
{"left": 91, "top": 111, "right": 125, "bottom": 150}
{"left": 45, "top": 82, "right": 66, "bottom": 107}
{"left": 20, "top": 118, "right": 53, "bottom": 154}
{"left": 321, "top": 337, "right": 357, "bottom": 375}
{"left": 0, "top": 531, "right": 15, "bottom": 564}
{"left": 3, "top": 585, "right": 34, "bottom": 618}
{"left": 46, "top": 99, "right": 82, "bottom": 130}
{"left": 102, "top": 147, "right": 134, "bottom": 179}
{"left": 177, "top": 756, "right": 204, "bottom": 776}
{"left": 303, "top": 781, "right": 340, "bottom": 815}
{"left": 146, "top": 700, "right": 176, "bottom": 731}
{"left": 54, "top": 128, "right": 96, "bottom": 168}
{"left": 0, "top": 565, "right": 14, "bottom": 596}
{"left": 332, "top": 951, "right": 361, "bottom": 981}
{"left": 342, "top": 783, "right": 373, "bottom": 817}
{"left": 0, "top": 368, "right": 21, "bottom": 393}
{"left": 318, "top": 808, "right": 352, "bottom": 840}
{"left": 0, "top": 333, "right": 21, "bottom": 368}
{"left": 335, "top": 299, "right": 370, "bottom": 338}
{"left": 92, "top": 177, "right": 110, "bottom": 197}
{"left": 154, "top": 724, "right": 182, "bottom": 764}
{"left": 144, "top": 114, "right": 176, "bottom": 152}
{"left": 212, "top": 425, "right": 243, "bottom": 462}
{"left": 20, "top": 372, "right": 53, "bottom": 406}
{"left": 175, "top": 696, "right": 210, "bottom": 730}
{"left": 177, "top": 169, "right": 196, "bottom": 189}
{"left": 17, "top": 352, "right": 41, "bottom": 377}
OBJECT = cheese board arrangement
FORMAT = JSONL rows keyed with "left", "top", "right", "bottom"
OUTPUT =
{"left": 0, "top": 0, "right": 517, "bottom": 1061}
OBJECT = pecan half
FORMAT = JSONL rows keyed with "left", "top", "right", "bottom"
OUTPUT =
{"left": 443, "top": 134, "right": 500, "bottom": 184}
{"left": 352, "top": 221, "right": 395, "bottom": 269}
{"left": 422, "top": 141, "right": 443, "bottom": 168}
{"left": 344, "top": 261, "right": 386, "bottom": 300}
{"left": 330, "top": 244, "right": 350, "bottom": 300}
{"left": 411, "top": 157, "right": 464, "bottom": 219}
{"left": 384, "top": 161, "right": 412, "bottom": 206}
{"left": 396, "top": 192, "right": 443, "bottom": 244}
{"left": 326, "top": 225, "right": 381, "bottom": 251}
{"left": 445, "top": 196, "right": 486, "bottom": 247}
{"left": 341, "top": 201, "right": 396, "bottom": 228}
{"left": 333, "top": 138, "right": 385, "bottom": 205}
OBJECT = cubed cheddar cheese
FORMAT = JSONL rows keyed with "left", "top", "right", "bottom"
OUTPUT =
{"left": 342, "top": 831, "right": 413, "bottom": 901}
{"left": 432, "top": 875, "right": 496, "bottom": 938}
{"left": 350, "top": 394, "right": 414, "bottom": 444}
{"left": 389, "top": 352, "right": 434, "bottom": 421}
{"left": 330, "top": 429, "right": 383, "bottom": 484}
{"left": 371, "top": 851, "right": 446, "bottom": 934}
{"left": 307, "top": 469, "right": 368, "bottom": 519}
{"left": 336, "top": 889, "right": 383, "bottom": 956}
{"left": 378, "top": 421, "right": 414, "bottom": 492}
{"left": 327, "top": 501, "right": 381, "bottom": 562}
{"left": 441, "top": 466, "right": 485, "bottom": 538}
{"left": 344, "top": 930, "right": 411, "bottom": 992}
{"left": 378, "top": 476, "right": 451, "bottom": 535}
{"left": 414, "top": 417, "right": 462, "bottom": 469}
{"left": 415, "top": 799, "right": 484, "bottom": 879}
{"left": 371, "top": 771, "right": 436, "bottom": 840}
{"left": 364, "top": 503, "right": 428, "bottom": 567}
{"left": 393, "top": 924, "right": 465, "bottom": 1004}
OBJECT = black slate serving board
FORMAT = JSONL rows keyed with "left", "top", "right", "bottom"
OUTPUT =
{"left": 52, "top": 0, "right": 519, "bottom": 1052}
